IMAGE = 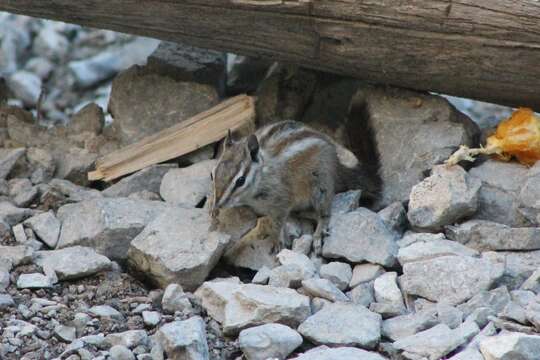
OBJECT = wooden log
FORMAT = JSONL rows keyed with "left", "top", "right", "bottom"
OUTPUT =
{"left": 88, "top": 95, "right": 255, "bottom": 181}
{"left": 1, "top": 1, "right": 540, "bottom": 110}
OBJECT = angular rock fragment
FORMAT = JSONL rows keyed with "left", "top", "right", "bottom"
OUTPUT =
{"left": 301, "top": 278, "right": 349, "bottom": 302}
{"left": 401, "top": 255, "right": 504, "bottom": 305}
{"left": 0, "top": 148, "right": 25, "bottom": 179}
{"left": 378, "top": 201, "right": 407, "bottom": 237}
{"left": 323, "top": 208, "right": 398, "bottom": 266}
{"left": 109, "top": 65, "right": 219, "bottom": 145}
{"left": 373, "top": 272, "right": 405, "bottom": 312}
{"left": 479, "top": 332, "right": 540, "bottom": 360}
{"left": 350, "top": 264, "right": 384, "bottom": 288}
{"left": 105, "top": 330, "right": 148, "bottom": 349}
{"left": 394, "top": 322, "right": 479, "bottom": 360}
{"left": 0, "top": 245, "right": 33, "bottom": 266}
{"left": 34, "top": 246, "right": 111, "bottom": 281}
{"left": 397, "top": 237, "right": 479, "bottom": 265}
{"left": 354, "top": 85, "right": 479, "bottom": 207}
{"left": 348, "top": 282, "right": 375, "bottom": 307}
{"left": 446, "top": 219, "right": 540, "bottom": 251}
{"left": 320, "top": 261, "right": 352, "bottom": 291}
{"left": 518, "top": 161, "right": 540, "bottom": 226}
{"left": 268, "top": 265, "right": 305, "bottom": 289}
{"left": 103, "top": 164, "right": 174, "bottom": 198}
{"left": 128, "top": 208, "right": 229, "bottom": 290}
{"left": 23, "top": 211, "right": 61, "bottom": 248}
{"left": 298, "top": 302, "right": 381, "bottom": 348}
{"left": 382, "top": 309, "right": 438, "bottom": 341}
{"left": 469, "top": 160, "right": 530, "bottom": 226}
{"left": 89, "top": 305, "right": 124, "bottom": 321}
{"left": 292, "top": 346, "right": 386, "bottom": 360}
{"left": 162, "top": 283, "right": 193, "bottom": 314}
{"left": 239, "top": 323, "right": 302, "bottom": 360}
{"left": 57, "top": 198, "right": 169, "bottom": 260}
{"left": 155, "top": 316, "right": 209, "bottom": 360}
{"left": 0, "top": 201, "right": 36, "bottom": 225}
{"left": 160, "top": 160, "right": 215, "bottom": 207}
{"left": 194, "top": 278, "right": 241, "bottom": 324}
{"left": 408, "top": 165, "right": 481, "bottom": 231}
{"left": 17, "top": 273, "right": 53, "bottom": 289}
{"left": 482, "top": 250, "right": 540, "bottom": 290}
{"left": 223, "top": 284, "right": 311, "bottom": 335}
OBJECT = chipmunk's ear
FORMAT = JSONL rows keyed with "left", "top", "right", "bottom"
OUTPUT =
{"left": 247, "top": 134, "right": 259, "bottom": 162}
{"left": 224, "top": 129, "right": 233, "bottom": 147}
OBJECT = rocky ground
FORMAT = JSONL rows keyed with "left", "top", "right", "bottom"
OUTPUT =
{"left": 1, "top": 11, "right": 540, "bottom": 360}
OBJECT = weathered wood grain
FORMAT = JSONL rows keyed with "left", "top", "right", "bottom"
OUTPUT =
{"left": 1, "top": 0, "right": 539, "bottom": 110}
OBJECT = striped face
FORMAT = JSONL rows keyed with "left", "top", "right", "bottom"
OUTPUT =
{"left": 210, "top": 135, "right": 260, "bottom": 216}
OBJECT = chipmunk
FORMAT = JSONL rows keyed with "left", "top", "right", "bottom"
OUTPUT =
{"left": 209, "top": 120, "right": 379, "bottom": 255}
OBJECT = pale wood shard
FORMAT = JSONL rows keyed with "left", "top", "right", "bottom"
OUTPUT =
{"left": 1, "top": 0, "right": 540, "bottom": 110}
{"left": 88, "top": 95, "right": 255, "bottom": 182}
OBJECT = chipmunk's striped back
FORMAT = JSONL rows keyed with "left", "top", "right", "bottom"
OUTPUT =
{"left": 211, "top": 120, "right": 379, "bottom": 254}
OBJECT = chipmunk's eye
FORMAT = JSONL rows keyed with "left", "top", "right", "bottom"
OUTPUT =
{"left": 235, "top": 176, "right": 246, "bottom": 188}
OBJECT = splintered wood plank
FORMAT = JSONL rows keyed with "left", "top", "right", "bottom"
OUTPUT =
{"left": 88, "top": 95, "right": 255, "bottom": 181}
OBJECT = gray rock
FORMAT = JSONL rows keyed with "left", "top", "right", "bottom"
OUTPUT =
{"left": 57, "top": 198, "right": 169, "bottom": 260}
{"left": 479, "top": 332, "right": 540, "bottom": 360}
{"left": 12, "top": 223, "right": 27, "bottom": 244}
{"left": 355, "top": 85, "right": 479, "bottom": 207}
{"left": 34, "top": 246, "right": 111, "bottom": 280}
{"left": 156, "top": 316, "right": 209, "bottom": 360}
{"left": 0, "top": 270, "right": 9, "bottom": 290}
{"left": 252, "top": 266, "right": 271, "bottom": 285}
{"left": 23, "top": 211, "right": 61, "bottom": 248}
{"left": 394, "top": 321, "right": 479, "bottom": 360}
{"left": 401, "top": 255, "right": 504, "bottom": 305}
{"left": 239, "top": 323, "right": 302, "bottom": 360}
{"left": 291, "top": 234, "right": 312, "bottom": 255}
{"left": 162, "top": 283, "right": 193, "bottom": 314}
{"left": 223, "top": 284, "right": 311, "bottom": 335}
{"left": 27, "top": 147, "right": 55, "bottom": 184}
{"left": 469, "top": 160, "right": 530, "bottom": 226}
{"left": 348, "top": 282, "right": 375, "bottom": 307}
{"left": 0, "top": 148, "right": 25, "bottom": 180}
{"left": 311, "top": 297, "right": 332, "bottom": 313}
{"left": 142, "top": 311, "right": 161, "bottom": 328}
{"left": 437, "top": 302, "right": 464, "bottom": 329}
{"left": 89, "top": 305, "right": 124, "bottom": 321}
{"left": 448, "top": 322, "right": 497, "bottom": 360}
{"left": 350, "top": 264, "right": 384, "bottom": 288}
{"left": 109, "top": 64, "right": 218, "bottom": 145}
{"left": 0, "top": 244, "right": 33, "bottom": 266}
{"left": 194, "top": 278, "right": 242, "bottom": 324}
{"left": 127, "top": 207, "right": 229, "bottom": 290}
{"left": 482, "top": 250, "right": 540, "bottom": 290}
{"left": 268, "top": 264, "right": 305, "bottom": 289}
{"left": 518, "top": 161, "right": 540, "bottom": 225}
{"left": 69, "top": 38, "right": 159, "bottom": 88}
{"left": 521, "top": 268, "right": 540, "bottom": 294}
{"left": 408, "top": 165, "right": 481, "bottom": 231}
{"left": 373, "top": 272, "right": 405, "bottom": 311}
{"left": 106, "top": 330, "right": 148, "bottom": 349}
{"left": 160, "top": 160, "right": 215, "bottom": 207}
{"left": 382, "top": 309, "right": 438, "bottom": 341}
{"left": 397, "top": 231, "right": 446, "bottom": 248}
{"left": 0, "top": 293, "right": 15, "bottom": 310}
{"left": 7, "top": 71, "right": 41, "bottom": 106}
{"left": 301, "top": 278, "right": 349, "bottom": 302}
{"left": 16, "top": 273, "right": 53, "bottom": 289}
{"left": 292, "top": 346, "right": 386, "bottom": 360}
{"left": 369, "top": 301, "right": 407, "bottom": 319}
{"left": 103, "top": 165, "right": 174, "bottom": 198}
{"left": 276, "top": 249, "right": 316, "bottom": 280}
{"left": 49, "top": 178, "right": 103, "bottom": 203}
{"left": 320, "top": 262, "right": 352, "bottom": 291}
{"left": 9, "top": 178, "right": 38, "bottom": 207}
{"left": 446, "top": 219, "right": 540, "bottom": 251}
{"left": 54, "top": 325, "right": 76, "bottom": 342}
{"left": 109, "top": 345, "right": 136, "bottom": 360}
{"left": 147, "top": 41, "right": 226, "bottom": 91}
{"left": 25, "top": 57, "right": 54, "bottom": 79}
{"left": 378, "top": 201, "right": 407, "bottom": 237}
{"left": 68, "top": 103, "right": 104, "bottom": 135}
{"left": 323, "top": 208, "right": 398, "bottom": 267}
{"left": 526, "top": 298, "right": 540, "bottom": 330}
{"left": 397, "top": 237, "right": 479, "bottom": 265}
{"left": 458, "top": 286, "right": 511, "bottom": 319}
{"left": 298, "top": 302, "right": 381, "bottom": 348}
{"left": 54, "top": 147, "right": 97, "bottom": 186}
{"left": 500, "top": 301, "right": 528, "bottom": 324}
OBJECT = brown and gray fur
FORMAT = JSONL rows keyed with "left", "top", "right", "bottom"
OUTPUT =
{"left": 210, "top": 120, "right": 378, "bottom": 254}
